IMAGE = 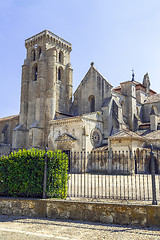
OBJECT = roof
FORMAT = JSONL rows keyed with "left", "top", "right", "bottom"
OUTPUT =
{"left": 113, "top": 81, "right": 156, "bottom": 95}
{"left": 113, "top": 86, "right": 121, "bottom": 93}
{"left": 144, "top": 94, "right": 160, "bottom": 104}
{"left": 142, "top": 130, "right": 160, "bottom": 140}
{"left": 109, "top": 129, "right": 146, "bottom": 141}
{"left": 92, "top": 145, "right": 108, "bottom": 152}
{"left": 0, "top": 115, "right": 19, "bottom": 122}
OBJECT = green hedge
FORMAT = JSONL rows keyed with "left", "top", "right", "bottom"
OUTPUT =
{"left": 0, "top": 148, "right": 68, "bottom": 198}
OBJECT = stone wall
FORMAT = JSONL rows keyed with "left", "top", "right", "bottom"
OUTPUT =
{"left": 0, "top": 198, "right": 160, "bottom": 227}
{"left": 0, "top": 144, "right": 11, "bottom": 156}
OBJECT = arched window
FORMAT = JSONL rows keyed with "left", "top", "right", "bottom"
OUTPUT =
{"left": 38, "top": 47, "right": 41, "bottom": 58}
{"left": 32, "top": 49, "right": 36, "bottom": 61}
{"left": 59, "top": 51, "right": 63, "bottom": 64}
{"left": 33, "top": 65, "right": 38, "bottom": 81}
{"left": 58, "top": 67, "right": 63, "bottom": 81}
{"left": 88, "top": 95, "right": 95, "bottom": 112}
{"left": 1, "top": 124, "right": 9, "bottom": 144}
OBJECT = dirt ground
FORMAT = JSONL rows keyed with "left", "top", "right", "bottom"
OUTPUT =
{"left": 0, "top": 215, "right": 160, "bottom": 240}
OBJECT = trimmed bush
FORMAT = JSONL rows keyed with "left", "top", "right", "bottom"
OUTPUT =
{"left": 47, "top": 150, "right": 69, "bottom": 199}
{"left": 0, "top": 148, "right": 68, "bottom": 198}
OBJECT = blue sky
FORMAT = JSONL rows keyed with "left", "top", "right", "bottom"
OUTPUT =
{"left": 1, "top": 0, "right": 160, "bottom": 118}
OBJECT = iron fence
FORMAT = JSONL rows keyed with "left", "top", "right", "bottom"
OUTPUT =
{"left": 64, "top": 147, "right": 160, "bottom": 204}
{"left": 1, "top": 147, "right": 159, "bottom": 204}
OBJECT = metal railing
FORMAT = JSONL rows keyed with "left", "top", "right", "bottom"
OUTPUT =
{"left": 64, "top": 148, "right": 160, "bottom": 204}
{"left": 1, "top": 147, "right": 159, "bottom": 204}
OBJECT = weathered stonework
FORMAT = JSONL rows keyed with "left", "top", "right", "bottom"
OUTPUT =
{"left": 0, "top": 198, "right": 160, "bottom": 227}
{"left": 0, "top": 115, "right": 19, "bottom": 155}
{"left": 1, "top": 30, "right": 160, "bottom": 157}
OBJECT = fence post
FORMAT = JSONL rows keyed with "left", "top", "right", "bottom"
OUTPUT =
{"left": 150, "top": 145, "right": 157, "bottom": 205}
{"left": 43, "top": 147, "right": 48, "bottom": 199}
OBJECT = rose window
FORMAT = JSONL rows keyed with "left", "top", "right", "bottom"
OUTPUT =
{"left": 90, "top": 128, "right": 102, "bottom": 147}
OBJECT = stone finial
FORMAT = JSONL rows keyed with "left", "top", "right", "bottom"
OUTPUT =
{"left": 91, "top": 62, "right": 94, "bottom": 67}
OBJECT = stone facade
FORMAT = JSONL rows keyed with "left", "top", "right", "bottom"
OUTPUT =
{"left": 12, "top": 30, "right": 72, "bottom": 151}
{"left": 1, "top": 30, "right": 160, "bottom": 156}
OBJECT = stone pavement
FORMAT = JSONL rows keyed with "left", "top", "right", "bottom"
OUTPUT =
{"left": 0, "top": 215, "right": 160, "bottom": 240}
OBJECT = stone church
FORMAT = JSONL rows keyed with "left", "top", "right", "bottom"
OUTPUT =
{"left": 1, "top": 29, "right": 160, "bottom": 156}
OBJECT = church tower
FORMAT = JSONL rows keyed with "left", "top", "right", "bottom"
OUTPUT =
{"left": 12, "top": 30, "right": 73, "bottom": 149}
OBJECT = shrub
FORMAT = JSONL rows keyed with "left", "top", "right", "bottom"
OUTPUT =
{"left": 0, "top": 148, "right": 68, "bottom": 198}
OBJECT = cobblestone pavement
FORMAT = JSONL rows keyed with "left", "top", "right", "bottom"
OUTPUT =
{"left": 0, "top": 215, "right": 160, "bottom": 240}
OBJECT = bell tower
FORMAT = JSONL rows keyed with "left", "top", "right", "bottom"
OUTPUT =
{"left": 12, "top": 30, "right": 73, "bottom": 150}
